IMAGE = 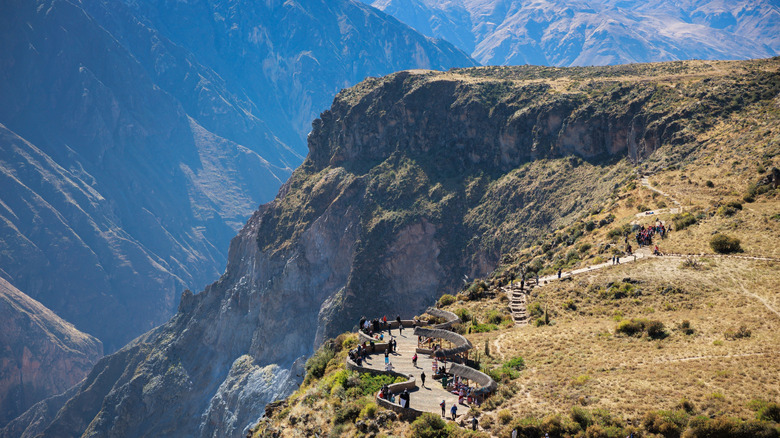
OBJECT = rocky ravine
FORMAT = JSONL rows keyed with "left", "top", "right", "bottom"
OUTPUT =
{"left": 0, "top": 278, "right": 102, "bottom": 428}
{"left": 9, "top": 59, "right": 780, "bottom": 437}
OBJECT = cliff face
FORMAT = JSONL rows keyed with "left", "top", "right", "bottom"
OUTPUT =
{"left": 0, "top": 278, "right": 102, "bottom": 427}
{"left": 14, "top": 58, "right": 780, "bottom": 437}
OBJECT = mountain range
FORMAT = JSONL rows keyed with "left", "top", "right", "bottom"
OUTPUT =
{"left": 363, "top": 0, "right": 780, "bottom": 66}
{"left": 0, "top": 0, "right": 473, "bottom": 354}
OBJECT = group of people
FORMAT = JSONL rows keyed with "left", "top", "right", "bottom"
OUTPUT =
{"left": 634, "top": 222, "right": 667, "bottom": 248}
{"left": 447, "top": 375, "right": 477, "bottom": 405}
{"left": 359, "top": 315, "right": 405, "bottom": 337}
{"left": 379, "top": 385, "right": 410, "bottom": 408}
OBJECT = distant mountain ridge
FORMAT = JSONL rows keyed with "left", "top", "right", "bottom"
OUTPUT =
{"left": 364, "top": 0, "right": 780, "bottom": 66}
{"left": 0, "top": 0, "right": 474, "bottom": 356}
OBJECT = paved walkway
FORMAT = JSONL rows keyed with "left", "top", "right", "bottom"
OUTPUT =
{"left": 361, "top": 328, "right": 468, "bottom": 421}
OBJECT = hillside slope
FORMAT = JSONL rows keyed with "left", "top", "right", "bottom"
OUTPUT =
{"left": 0, "top": 278, "right": 102, "bottom": 428}
{"left": 14, "top": 58, "right": 780, "bottom": 437}
{"left": 366, "top": 0, "right": 780, "bottom": 66}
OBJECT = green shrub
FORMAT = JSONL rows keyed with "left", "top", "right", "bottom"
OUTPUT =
{"left": 438, "top": 294, "right": 457, "bottom": 307}
{"left": 646, "top": 320, "right": 667, "bottom": 339}
{"left": 683, "top": 415, "right": 780, "bottom": 438}
{"left": 471, "top": 322, "right": 498, "bottom": 333}
{"left": 710, "top": 234, "right": 742, "bottom": 253}
{"left": 333, "top": 403, "right": 361, "bottom": 425}
{"left": 410, "top": 413, "right": 449, "bottom": 438}
{"left": 643, "top": 410, "right": 689, "bottom": 438}
{"left": 726, "top": 201, "right": 743, "bottom": 210}
{"left": 486, "top": 309, "right": 505, "bottom": 325}
{"left": 607, "top": 224, "right": 631, "bottom": 240}
{"left": 572, "top": 406, "right": 594, "bottom": 430}
{"left": 717, "top": 205, "right": 739, "bottom": 217}
{"left": 757, "top": 402, "right": 780, "bottom": 423}
{"left": 724, "top": 325, "right": 751, "bottom": 340}
{"left": 360, "top": 402, "right": 377, "bottom": 419}
{"left": 507, "top": 417, "right": 543, "bottom": 438}
{"left": 585, "top": 424, "right": 608, "bottom": 438}
{"left": 705, "top": 180, "right": 715, "bottom": 188}
{"left": 527, "top": 302, "right": 544, "bottom": 319}
{"left": 358, "top": 373, "right": 403, "bottom": 396}
{"left": 455, "top": 308, "right": 472, "bottom": 322}
{"left": 541, "top": 414, "right": 565, "bottom": 436}
{"left": 678, "top": 398, "right": 697, "bottom": 414}
{"left": 498, "top": 410, "right": 513, "bottom": 425}
{"left": 672, "top": 213, "right": 697, "bottom": 230}
{"left": 504, "top": 357, "right": 526, "bottom": 371}
{"left": 304, "top": 345, "right": 335, "bottom": 383}
{"left": 637, "top": 204, "right": 650, "bottom": 212}
{"left": 616, "top": 318, "right": 666, "bottom": 339}
{"left": 679, "top": 320, "right": 695, "bottom": 335}
{"left": 616, "top": 319, "right": 644, "bottom": 336}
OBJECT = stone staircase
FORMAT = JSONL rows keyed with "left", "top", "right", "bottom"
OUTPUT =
{"left": 503, "top": 281, "right": 535, "bottom": 325}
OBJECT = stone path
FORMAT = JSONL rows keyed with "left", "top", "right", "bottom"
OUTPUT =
{"left": 362, "top": 328, "right": 468, "bottom": 421}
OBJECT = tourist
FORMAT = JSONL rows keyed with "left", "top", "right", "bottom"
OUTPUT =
{"left": 384, "top": 347, "right": 389, "bottom": 364}
{"left": 450, "top": 403, "right": 457, "bottom": 420}
{"left": 440, "top": 400, "right": 445, "bottom": 416}
{"left": 385, "top": 361, "right": 394, "bottom": 372}
{"left": 472, "top": 416, "right": 478, "bottom": 431}
{"left": 421, "top": 371, "right": 426, "bottom": 387}
{"left": 412, "top": 353, "right": 418, "bottom": 367}
{"left": 558, "top": 268, "right": 562, "bottom": 279}
{"left": 396, "top": 315, "right": 403, "bottom": 334}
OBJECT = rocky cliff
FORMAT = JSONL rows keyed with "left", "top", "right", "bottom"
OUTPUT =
{"left": 0, "top": 278, "right": 102, "bottom": 428}
{"left": 11, "top": 58, "right": 780, "bottom": 437}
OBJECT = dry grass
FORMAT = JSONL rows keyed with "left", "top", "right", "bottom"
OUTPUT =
{"left": 488, "top": 256, "right": 780, "bottom": 423}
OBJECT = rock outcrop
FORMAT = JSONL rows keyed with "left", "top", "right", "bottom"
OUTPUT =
{"left": 0, "top": 278, "right": 102, "bottom": 427}
{"left": 13, "top": 58, "right": 780, "bottom": 437}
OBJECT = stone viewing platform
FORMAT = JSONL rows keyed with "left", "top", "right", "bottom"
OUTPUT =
{"left": 346, "top": 310, "right": 497, "bottom": 423}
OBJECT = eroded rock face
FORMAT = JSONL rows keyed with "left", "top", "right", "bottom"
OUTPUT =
{"left": 0, "top": 278, "right": 102, "bottom": 427}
